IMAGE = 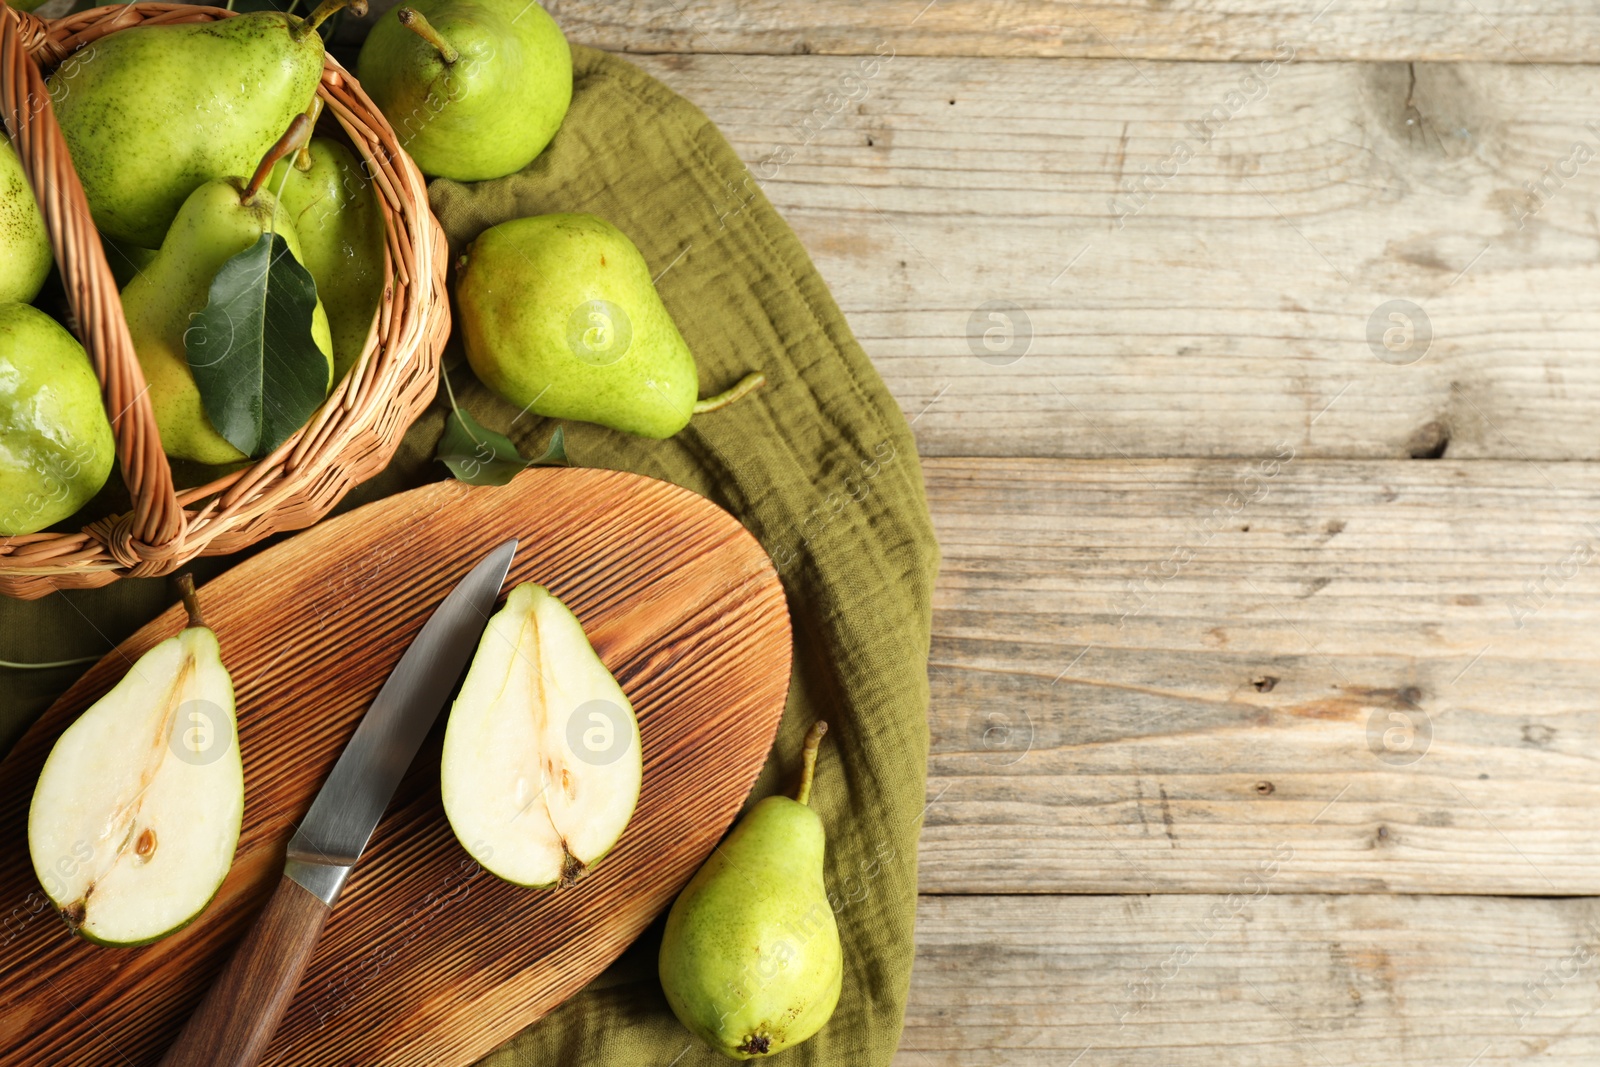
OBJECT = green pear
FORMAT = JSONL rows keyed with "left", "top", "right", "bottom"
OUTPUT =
{"left": 47, "top": 2, "right": 356, "bottom": 248}
{"left": 356, "top": 0, "right": 571, "bottom": 181}
{"left": 0, "top": 303, "right": 115, "bottom": 536}
{"left": 441, "top": 583, "right": 641, "bottom": 887}
{"left": 456, "top": 213, "right": 764, "bottom": 439}
{"left": 659, "top": 723, "right": 842, "bottom": 1059}
{"left": 29, "top": 576, "right": 243, "bottom": 946}
{"left": 269, "top": 136, "right": 387, "bottom": 379}
{"left": 0, "top": 140, "right": 51, "bottom": 303}
{"left": 124, "top": 128, "right": 334, "bottom": 465}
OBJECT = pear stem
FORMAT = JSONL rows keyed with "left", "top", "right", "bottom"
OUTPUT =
{"left": 795, "top": 721, "right": 828, "bottom": 807}
{"left": 398, "top": 7, "right": 459, "bottom": 64}
{"left": 692, "top": 371, "right": 767, "bottom": 415}
{"left": 241, "top": 114, "right": 313, "bottom": 206}
{"left": 293, "top": 0, "right": 366, "bottom": 41}
{"left": 176, "top": 574, "right": 206, "bottom": 630}
{"left": 294, "top": 96, "right": 324, "bottom": 171}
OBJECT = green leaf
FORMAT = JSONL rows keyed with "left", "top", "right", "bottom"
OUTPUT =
{"left": 187, "top": 233, "right": 328, "bottom": 459}
{"left": 436, "top": 411, "right": 569, "bottom": 486}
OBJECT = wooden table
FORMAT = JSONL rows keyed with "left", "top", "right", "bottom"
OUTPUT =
{"left": 543, "top": 2, "right": 1600, "bottom": 1063}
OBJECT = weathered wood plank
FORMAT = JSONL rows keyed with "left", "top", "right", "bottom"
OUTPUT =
{"left": 897, "top": 894, "right": 1600, "bottom": 1065}
{"left": 626, "top": 54, "right": 1600, "bottom": 460}
{"left": 549, "top": 0, "right": 1600, "bottom": 64}
{"left": 916, "top": 458, "right": 1600, "bottom": 894}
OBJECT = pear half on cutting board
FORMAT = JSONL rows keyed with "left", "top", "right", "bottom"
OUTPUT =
{"left": 442, "top": 582, "right": 642, "bottom": 887}
{"left": 27, "top": 578, "right": 242, "bottom": 946}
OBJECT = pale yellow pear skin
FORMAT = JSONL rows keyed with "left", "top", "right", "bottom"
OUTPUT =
{"left": 659, "top": 724, "right": 842, "bottom": 1058}
{"left": 123, "top": 179, "right": 333, "bottom": 465}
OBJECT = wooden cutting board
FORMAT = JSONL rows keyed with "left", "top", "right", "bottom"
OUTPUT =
{"left": 0, "top": 467, "right": 793, "bottom": 1066}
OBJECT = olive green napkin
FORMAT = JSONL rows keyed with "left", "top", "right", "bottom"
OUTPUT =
{"left": 0, "top": 43, "right": 938, "bottom": 1066}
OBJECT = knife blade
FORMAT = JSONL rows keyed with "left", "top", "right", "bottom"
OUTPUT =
{"left": 160, "top": 538, "right": 517, "bottom": 1067}
{"left": 285, "top": 536, "right": 518, "bottom": 904}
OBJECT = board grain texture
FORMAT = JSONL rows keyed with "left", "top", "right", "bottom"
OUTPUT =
{"left": 0, "top": 468, "right": 792, "bottom": 1067}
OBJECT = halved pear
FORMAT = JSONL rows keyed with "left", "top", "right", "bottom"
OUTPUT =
{"left": 442, "top": 583, "right": 641, "bottom": 887}
{"left": 27, "top": 577, "right": 242, "bottom": 946}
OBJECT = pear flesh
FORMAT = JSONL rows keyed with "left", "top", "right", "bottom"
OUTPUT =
{"left": 659, "top": 723, "right": 843, "bottom": 1058}
{"left": 270, "top": 137, "right": 387, "bottom": 379}
{"left": 441, "top": 583, "right": 641, "bottom": 887}
{"left": 28, "top": 589, "right": 242, "bottom": 946}
{"left": 47, "top": 13, "right": 324, "bottom": 248}
{"left": 123, "top": 178, "right": 334, "bottom": 465}
{"left": 457, "top": 213, "right": 701, "bottom": 439}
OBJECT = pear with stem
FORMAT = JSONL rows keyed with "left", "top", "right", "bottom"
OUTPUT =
{"left": 457, "top": 213, "right": 765, "bottom": 439}
{"left": 49, "top": 0, "right": 365, "bottom": 247}
{"left": 270, "top": 98, "right": 388, "bottom": 379}
{"left": 124, "top": 116, "right": 334, "bottom": 464}
{"left": 357, "top": 0, "right": 572, "bottom": 181}
{"left": 659, "top": 722, "right": 843, "bottom": 1058}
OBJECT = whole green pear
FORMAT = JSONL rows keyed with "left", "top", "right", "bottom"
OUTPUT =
{"left": 0, "top": 303, "right": 115, "bottom": 536}
{"left": 659, "top": 723, "right": 842, "bottom": 1059}
{"left": 124, "top": 179, "right": 333, "bottom": 465}
{"left": 270, "top": 137, "right": 387, "bottom": 378}
{"left": 356, "top": 0, "right": 571, "bottom": 181}
{"left": 47, "top": 10, "right": 334, "bottom": 247}
{"left": 0, "top": 140, "right": 52, "bottom": 304}
{"left": 457, "top": 213, "right": 702, "bottom": 438}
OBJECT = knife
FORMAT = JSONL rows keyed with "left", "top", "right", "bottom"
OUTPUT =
{"left": 159, "top": 538, "right": 518, "bottom": 1067}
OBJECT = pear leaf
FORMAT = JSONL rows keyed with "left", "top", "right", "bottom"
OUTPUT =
{"left": 186, "top": 233, "right": 327, "bottom": 459}
{"left": 437, "top": 412, "right": 569, "bottom": 486}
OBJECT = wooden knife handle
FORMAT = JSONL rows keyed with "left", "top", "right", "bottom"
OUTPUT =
{"left": 159, "top": 873, "right": 331, "bottom": 1067}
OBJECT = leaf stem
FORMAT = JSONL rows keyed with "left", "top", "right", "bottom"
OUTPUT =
{"left": 398, "top": 7, "right": 459, "bottom": 63}
{"left": 795, "top": 721, "right": 828, "bottom": 807}
{"left": 242, "top": 114, "right": 313, "bottom": 206}
{"left": 692, "top": 371, "right": 766, "bottom": 415}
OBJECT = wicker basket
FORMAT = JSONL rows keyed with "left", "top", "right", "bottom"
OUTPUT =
{"left": 0, "top": 3, "right": 448, "bottom": 599}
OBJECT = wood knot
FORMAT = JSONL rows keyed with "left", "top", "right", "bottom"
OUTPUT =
{"left": 1254, "top": 781, "right": 1275, "bottom": 795}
